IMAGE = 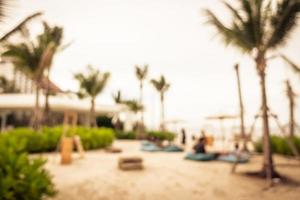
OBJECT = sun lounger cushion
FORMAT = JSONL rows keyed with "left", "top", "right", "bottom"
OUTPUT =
{"left": 141, "top": 141, "right": 153, "bottom": 146}
{"left": 217, "top": 154, "right": 249, "bottom": 163}
{"left": 141, "top": 143, "right": 162, "bottom": 152}
{"left": 185, "top": 153, "right": 216, "bottom": 161}
{"left": 163, "top": 145, "right": 183, "bottom": 152}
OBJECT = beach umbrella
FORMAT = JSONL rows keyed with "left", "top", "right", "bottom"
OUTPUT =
{"left": 205, "top": 114, "right": 238, "bottom": 149}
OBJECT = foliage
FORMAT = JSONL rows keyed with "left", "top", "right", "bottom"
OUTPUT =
{"left": 254, "top": 135, "right": 300, "bottom": 156}
{"left": 0, "top": 137, "right": 55, "bottom": 200}
{"left": 74, "top": 65, "right": 110, "bottom": 99}
{"left": 0, "top": 127, "right": 115, "bottom": 153}
{"left": 203, "top": 0, "right": 300, "bottom": 54}
{"left": 135, "top": 64, "right": 148, "bottom": 82}
{"left": 0, "top": 76, "right": 20, "bottom": 93}
{"left": 112, "top": 90, "right": 123, "bottom": 104}
{"left": 146, "top": 131, "right": 175, "bottom": 141}
{"left": 123, "top": 99, "right": 144, "bottom": 113}
{"left": 96, "top": 116, "right": 114, "bottom": 128}
{"left": 115, "top": 131, "right": 136, "bottom": 140}
{"left": 150, "top": 75, "right": 170, "bottom": 95}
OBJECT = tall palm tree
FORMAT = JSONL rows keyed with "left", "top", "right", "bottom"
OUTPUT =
{"left": 151, "top": 75, "right": 170, "bottom": 130}
{"left": 204, "top": 0, "right": 300, "bottom": 180}
{"left": 2, "top": 27, "right": 58, "bottom": 129}
{"left": 38, "top": 22, "right": 65, "bottom": 124}
{"left": 135, "top": 64, "right": 148, "bottom": 124}
{"left": 74, "top": 65, "right": 110, "bottom": 127}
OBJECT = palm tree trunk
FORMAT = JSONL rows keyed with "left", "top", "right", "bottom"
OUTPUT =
{"left": 90, "top": 98, "right": 96, "bottom": 127}
{"left": 287, "top": 82, "right": 295, "bottom": 137}
{"left": 160, "top": 92, "right": 165, "bottom": 131}
{"left": 140, "top": 82, "right": 144, "bottom": 124}
{"left": 43, "top": 70, "right": 51, "bottom": 125}
{"left": 234, "top": 64, "right": 248, "bottom": 151}
{"left": 32, "top": 83, "right": 41, "bottom": 130}
{"left": 256, "top": 55, "right": 277, "bottom": 182}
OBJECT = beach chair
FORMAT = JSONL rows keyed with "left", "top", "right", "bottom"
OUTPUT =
{"left": 217, "top": 153, "right": 250, "bottom": 164}
{"left": 185, "top": 153, "right": 216, "bottom": 161}
{"left": 163, "top": 145, "right": 183, "bottom": 152}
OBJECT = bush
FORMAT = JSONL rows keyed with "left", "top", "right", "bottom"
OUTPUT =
{"left": 254, "top": 135, "right": 300, "bottom": 156}
{"left": 0, "top": 137, "right": 55, "bottom": 200}
{"left": 115, "top": 131, "right": 136, "bottom": 140}
{"left": 0, "top": 126, "right": 115, "bottom": 153}
{"left": 146, "top": 131, "right": 175, "bottom": 141}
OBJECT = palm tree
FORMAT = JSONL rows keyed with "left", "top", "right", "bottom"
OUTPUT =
{"left": 204, "top": 0, "right": 300, "bottom": 180}
{"left": 112, "top": 90, "right": 123, "bottom": 104}
{"left": 135, "top": 64, "right": 148, "bottom": 124}
{"left": 74, "top": 65, "right": 110, "bottom": 127}
{"left": 38, "top": 22, "right": 65, "bottom": 124}
{"left": 151, "top": 75, "right": 170, "bottom": 130}
{"left": 2, "top": 26, "right": 58, "bottom": 129}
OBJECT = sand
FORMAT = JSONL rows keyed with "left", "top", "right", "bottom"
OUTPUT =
{"left": 45, "top": 140, "right": 300, "bottom": 200}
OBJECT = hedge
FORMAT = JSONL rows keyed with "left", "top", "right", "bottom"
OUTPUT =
{"left": 254, "top": 135, "right": 300, "bottom": 156}
{"left": 0, "top": 126, "right": 115, "bottom": 153}
{"left": 115, "top": 130, "right": 175, "bottom": 141}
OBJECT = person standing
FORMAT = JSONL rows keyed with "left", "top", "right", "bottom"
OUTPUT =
{"left": 181, "top": 128, "right": 186, "bottom": 146}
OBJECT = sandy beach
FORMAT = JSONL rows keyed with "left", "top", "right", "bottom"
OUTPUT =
{"left": 44, "top": 140, "right": 300, "bottom": 200}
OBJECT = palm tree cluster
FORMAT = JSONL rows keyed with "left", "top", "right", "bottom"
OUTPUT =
{"left": 1, "top": 18, "right": 65, "bottom": 129}
{"left": 113, "top": 65, "right": 171, "bottom": 131}
{"left": 204, "top": 0, "right": 300, "bottom": 182}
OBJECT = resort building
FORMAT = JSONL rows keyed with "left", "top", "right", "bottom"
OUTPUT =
{"left": 0, "top": 61, "right": 125, "bottom": 131}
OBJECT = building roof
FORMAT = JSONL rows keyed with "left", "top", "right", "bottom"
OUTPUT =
{"left": 0, "top": 93, "right": 126, "bottom": 116}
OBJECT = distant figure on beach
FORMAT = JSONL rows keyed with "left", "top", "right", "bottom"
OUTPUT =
{"left": 193, "top": 137, "right": 206, "bottom": 154}
{"left": 181, "top": 128, "right": 186, "bottom": 146}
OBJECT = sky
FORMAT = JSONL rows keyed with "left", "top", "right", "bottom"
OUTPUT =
{"left": 2, "top": 0, "right": 300, "bottom": 135}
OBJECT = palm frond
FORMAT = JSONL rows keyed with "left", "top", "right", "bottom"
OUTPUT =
{"left": 203, "top": 8, "right": 254, "bottom": 53}
{"left": 267, "top": 0, "right": 300, "bottom": 48}
{"left": 151, "top": 75, "right": 170, "bottom": 93}
{"left": 135, "top": 64, "right": 148, "bottom": 81}
{"left": 280, "top": 54, "right": 300, "bottom": 74}
{"left": 0, "top": 12, "right": 43, "bottom": 42}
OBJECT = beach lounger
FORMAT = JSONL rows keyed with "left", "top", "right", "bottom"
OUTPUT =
{"left": 217, "top": 154, "right": 249, "bottom": 164}
{"left": 185, "top": 153, "right": 216, "bottom": 161}
{"left": 141, "top": 143, "right": 162, "bottom": 152}
{"left": 163, "top": 145, "right": 183, "bottom": 152}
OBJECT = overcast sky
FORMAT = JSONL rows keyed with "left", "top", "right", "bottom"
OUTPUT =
{"left": 3, "top": 0, "right": 300, "bottom": 134}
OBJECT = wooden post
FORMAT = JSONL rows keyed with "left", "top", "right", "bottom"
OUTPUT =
{"left": 60, "top": 111, "right": 84, "bottom": 165}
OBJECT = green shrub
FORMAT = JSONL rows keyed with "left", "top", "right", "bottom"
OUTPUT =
{"left": 254, "top": 135, "right": 300, "bottom": 156}
{"left": 146, "top": 131, "right": 175, "bottom": 141}
{"left": 0, "top": 137, "right": 55, "bottom": 200}
{"left": 115, "top": 131, "right": 136, "bottom": 140}
{"left": 0, "top": 126, "right": 115, "bottom": 153}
